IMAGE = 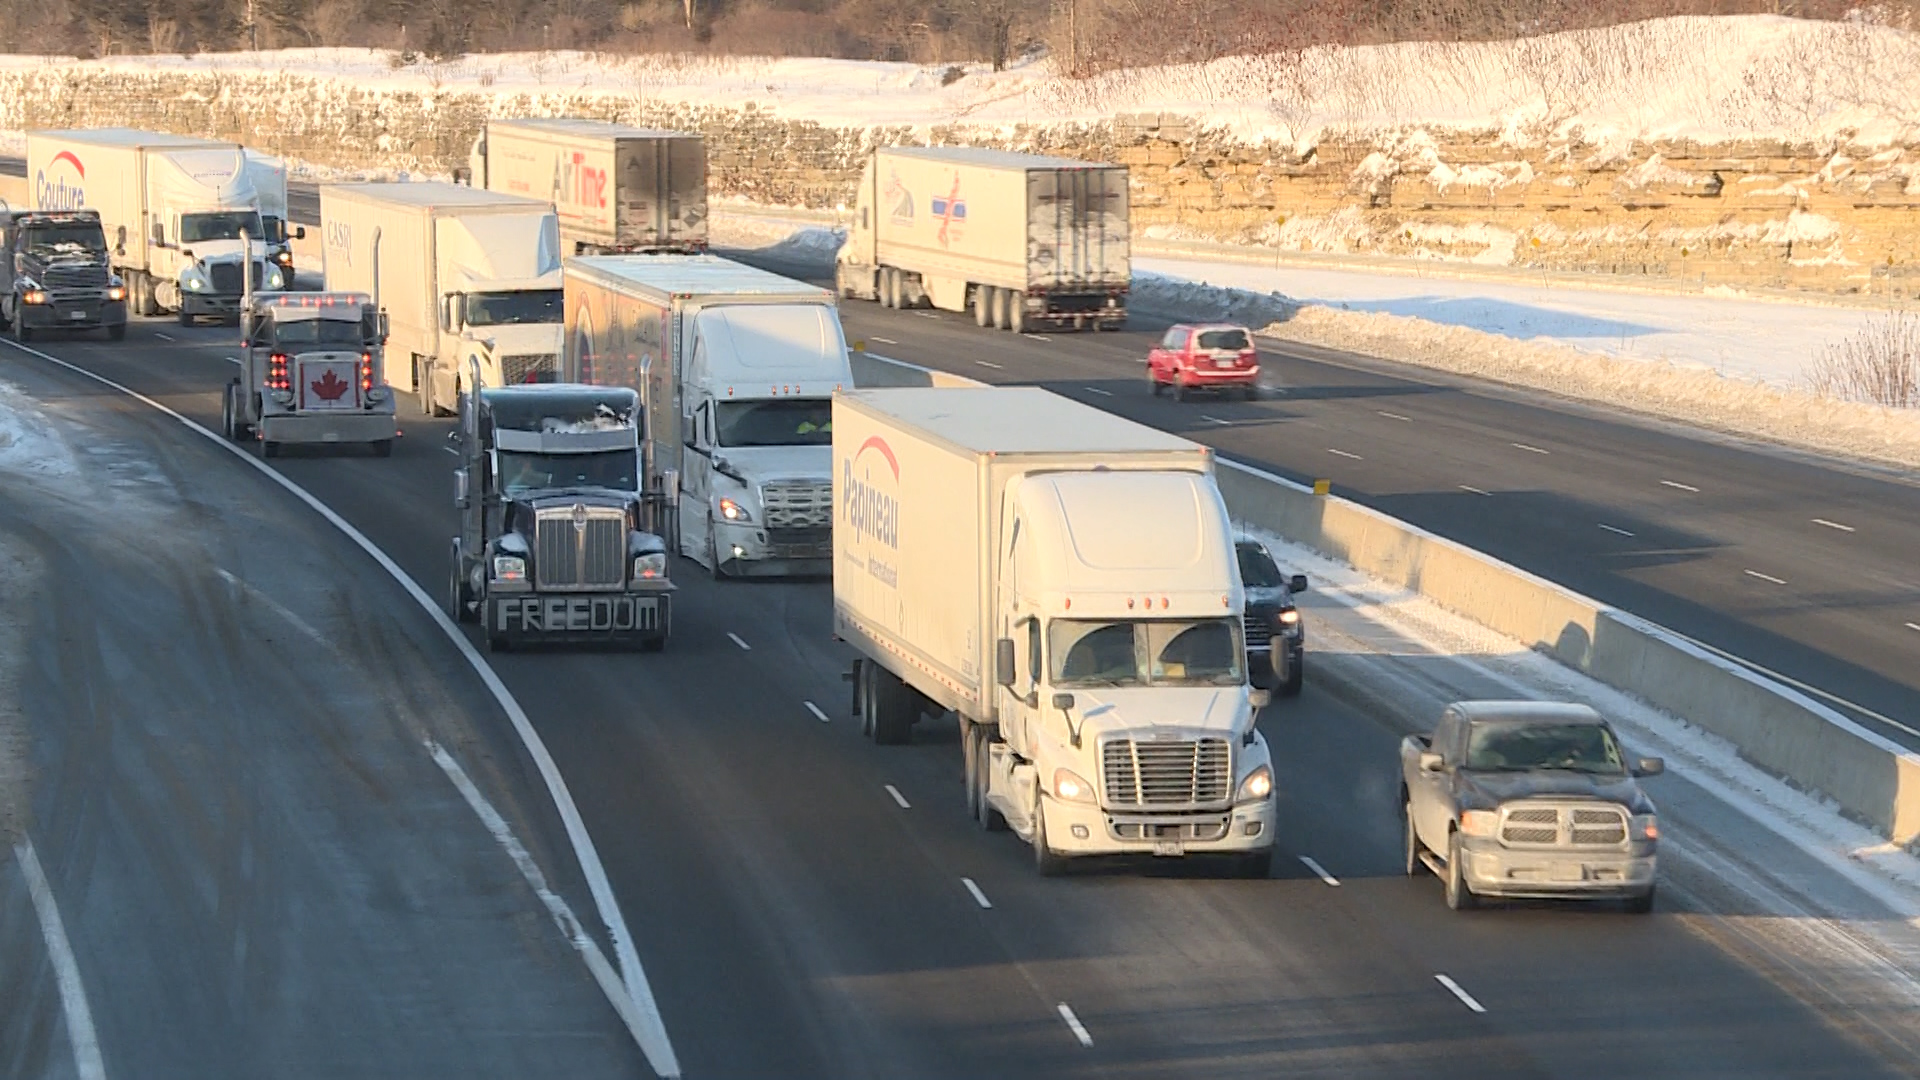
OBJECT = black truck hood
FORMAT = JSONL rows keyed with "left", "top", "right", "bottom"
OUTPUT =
{"left": 1461, "top": 770, "right": 1652, "bottom": 813}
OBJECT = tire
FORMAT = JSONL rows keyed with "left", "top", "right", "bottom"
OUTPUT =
{"left": 485, "top": 633, "right": 510, "bottom": 653}
{"left": 1624, "top": 885, "right": 1656, "bottom": 915}
{"left": 178, "top": 307, "right": 194, "bottom": 328}
{"left": 1008, "top": 297, "right": 1026, "bottom": 335}
{"left": 858, "top": 664, "right": 877, "bottom": 739}
{"left": 990, "top": 288, "right": 1011, "bottom": 331}
{"left": 220, "top": 384, "right": 236, "bottom": 441}
{"left": 416, "top": 362, "right": 433, "bottom": 418}
{"left": 963, "top": 723, "right": 982, "bottom": 821}
{"left": 706, "top": 517, "right": 725, "bottom": 581}
{"left": 639, "top": 636, "right": 667, "bottom": 654}
{"left": 448, "top": 545, "right": 476, "bottom": 624}
{"left": 1232, "top": 849, "right": 1274, "bottom": 880}
{"left": 1281, "top": 656, "right": 1304, "bottom": 698}
{"left": 975, "top": 728, "right": 1008, "bottom": 832}
{"left": 1403, "top": 800, "right": 1424, "bottom": 878}
{"left": 136, "top": 272, "right": 160, "bottom": 317}
{"left": 1149, "top": 372, "right": 1164, "bottom": 396}
{"left": 871, "top": 667, "right": 913, "bottom": 746}
{"left": 1243, "top": 384, "right": 1260, "bottom": 401}
{"left": 106, "top": 323, "right": 126, "bottom": 342}
{"left": 1173, "top": 379, "right": 1187, "bottom": 403}
{"left": 973, "top": 286, "right": 992, "bottom": 327}
{"left": 371, "top": 439, "right": 393, "bottom": 458}
{"left": 1032, "top": 798, "right": 1068, "bottom": 877}
{"left": 1445, "top": 832, "right": 1477, "bottom": 911}
{"left": 880, "top": 268, "right": 897, "bottom": 309}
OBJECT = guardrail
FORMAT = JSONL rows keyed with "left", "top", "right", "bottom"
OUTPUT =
{"left": 848, "top": 347, "right": 1920, "bottom": 844}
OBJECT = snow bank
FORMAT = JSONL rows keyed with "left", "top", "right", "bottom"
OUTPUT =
{"left": 0, "top": 379, "right": 80, "bottom": 484}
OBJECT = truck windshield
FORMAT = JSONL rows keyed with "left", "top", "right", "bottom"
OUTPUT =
{"left": 1048, "top": 618, "right": 1244, "bottom": 688}
{"left": 714, "top": 399, "right": 833, "bottom": 447}
{"left": 496, "top": 449, "right": 637, "bottom": 496}
{"left": 20, "top": 225, "right": 107, "bottom": 255}
{"left": 181, "top": 211, "right": 266, "bottom": 244}
{"left": 270, "top": 318, "right": 368, "bottom": 347}
{"left": 1465, "top": 722, "right": 1626, "bottom": 774}
{"left": 465, "top": 290, "right": 563, "bottom": 327}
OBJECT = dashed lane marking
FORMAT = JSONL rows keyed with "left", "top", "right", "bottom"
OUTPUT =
{"left": 870, "top": 336, "right": 898, "bottom": 345}
{"left": 728, "top": 632, "right": 752, "bottom": 651}
{"left": 1299, "top": 856, "right": 1340, "bottom": 886}
{"left": 1327, "top": 448, "right": 1363, "bottom": 460}
{"left": 1377, "top": 410, "right": 1411, "bottom": 421}
{"left": 1744, "top": 569, "right": 1788, "bottom": 586}
{"left": 1511, "top": 442, "right": 1550, "bottom": 454}
{"left": 804, "top": 701, "right": 829, "bottom": 722}
{"left": 1660, "top": 479, "right": 1700, "bottom": 492}
{"left": 1058, "top": 1003, "right": 1094, "bottom": 1047}
{"left": 976, "top": 360, "right": 1004, "bottom": 369}
{"left": 1599, "top": 524, "right": 1636, "bottom": 537}
{"left": 885, "top": 784, "right": 911, "bottom": 809}
{"left": 1812, "top": 518, "right": 1856, "bottom": 533}
{"left": 1085, "top": 387, "right": 1113, "bottom": 396}
{"left": 1459, "top": 485, "right": 1492, "bottom": 496}
{"left": 1436, "top": 974, "right": 1487, "bottom": 1013}
{"left": 962, "top": 878, "right": 993, "bottom": 909}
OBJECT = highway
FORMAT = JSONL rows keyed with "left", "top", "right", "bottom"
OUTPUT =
{"left": 0, "top": 315, "right": 1911, "bottom": 1078}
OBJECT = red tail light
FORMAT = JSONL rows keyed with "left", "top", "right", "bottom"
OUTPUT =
{"left": 1240, "top": 349, "right": 1257, "bottom": 367}
{"left": 267, "top": 352, "right": 289, "bottom": 391}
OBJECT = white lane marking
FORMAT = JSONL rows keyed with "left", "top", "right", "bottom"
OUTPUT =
{"left": 17, "top": 838, "right": 108, "bottom": 1080}
{"left": 1327, "top": 448, "right": 1362, "bottom": 460}
{"left": 962, "top": 877, "right": 993, "bottom": 909}
{"left": 1598, "top": 523, "right": 1636, "bottom": 537}
{"left": 885, "top": 784, "right": 911, "bottom": 809}
{"left": 442, "top": 446, "right": 459, "bottom": 456}
{"left": 1812, "top": 518, "right": 1856, "bottom": 533}
{"left": 154, "top": 332, "right": 174, "bottom": 342}
{"left": 1459, "top": 485, "right": 1492, "bottom": 496}
{"left": 225, "top": 356, "right": 242, "bottom": 366}
{"left": 1377, "top": 410, "right": 1411, "bottom": 422}
{"left": 1435, "top": 974, "right": 1487, "bottom": 1014}
{"left": 1298, "top": 856, "right": 1340, "bottom": 886}
{"left": 1660, "top": 479, "right": 1699, "bottom": 492}
{"left": 1058, "top": 1003, "right": 1094, "bottom": 1047}
{"left": 1744, "top": 569, "right": 1788, "bottom": 586}
{"left": 1907, "top": 622, "right": 1920, "bottom": 633}
{"left": 727, "top": 632, "right": 752, "bottom": 651}
{"left": 1084, "top": 387, "right": 1113, "bottom": 396}
{"left": 428, "top": 742, "right": 669, "bottom": 1062}
{"left": 916, "top": 311, "right": 939, "bottom": 320}
{"left": 0, "top": 337, "right": 682, "bottom": 1077}
{"left": 1025, "top": 334, "right": 1054, "bottom": 341}
{"left": 1202, "top": 415, "right": 1233, "bottom": 426}
{"left": 804, "top": 701, "right": 829, "bottom": 722}
{"left": 976, "top": 360, "right": 1003, "bottom": 369}
{"left": 870, "top": 336, "right": 898, "bottom": 345}
{"left": 1510, "top": 442, "right": 1550, "bottom": 455}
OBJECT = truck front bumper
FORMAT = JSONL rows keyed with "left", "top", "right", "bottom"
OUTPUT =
{"left": 259, "top": 408, "right": 397, "bottom": 446}
{"left": 1044, "top": 796, "right": 1276, "bottom": 858}
{"left": 1461, "top": 838, "right": 1657, "bottom": 900}
{"left": 20, "top": 298, "right": 127, "bottom": 330}
{"left": 182, "top": 292, "right": 245, "bottom": 318}
{"left": 485, "top": 591, "right": 671, "bottom": 646}
{"left": 713, "top": 520, "right": 833, "bottom": 578}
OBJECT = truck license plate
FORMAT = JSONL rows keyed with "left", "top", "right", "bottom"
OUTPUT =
{"left": 1154, "top": 840, "right": 1184, "bottom": 857}
{"left": 69, "top": 310, "right": 88, "bottom": 320}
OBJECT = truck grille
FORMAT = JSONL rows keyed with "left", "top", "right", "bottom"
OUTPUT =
{"left": 502, "top": 353, "right": 559, "bottom": 385}
{"left": 207, "top": 261, "right": 268, "bottom": 296}
{"left": 1498, "top": 803, "right": 1629, "bottom": 847}
{"left": 1243, "top": 613, "right": 1272, "bottom": 648}
{"left": 761, "top": 480, "right": 832, "bottom": 530}
{"left": 1101, "top": 738, "right": 1231, "bottom": 808}
{"left": 765, "top": 526, "right": 832, "bottom": 559}
{"left": 534, "top": 505, "right": 627, "bottom": 591}
{"left": 43, "top": 262, "right": 109, "bottom": 302}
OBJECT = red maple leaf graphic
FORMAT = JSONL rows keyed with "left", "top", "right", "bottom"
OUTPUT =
{"left": 310, "top": 369, "right": 351, "bottom": 402}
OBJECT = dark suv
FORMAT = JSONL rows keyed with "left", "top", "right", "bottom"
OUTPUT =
{"left": 1238, "top": 539, "right": 1307, "bottom": 696}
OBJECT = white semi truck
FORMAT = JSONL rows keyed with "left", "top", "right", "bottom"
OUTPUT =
{"left": 245, "top": 151, "right": 304, "bottom": 281}
{"left": 465, "top": 118, "right": 708, "bottom": 256}
{"left": 27, "top": 128, "right": 285, "bottom": 324}
{"left": 563, "top": 254, "right": 851, "bottom": 577}
{"left": 834, "top": 386, "right": 1277, "bottom": 876}
{"left": 320, "top": 182, "right": 564, "bottom": 417}
{"left": 835, "top": 146, "right": 1130, "bottom": 333}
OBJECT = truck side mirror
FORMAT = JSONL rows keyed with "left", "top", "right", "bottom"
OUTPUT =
{"left": 1418, "top": 751, "right": 1445, "bottom": 773}
{"left": 1051, "top": 692, "right": 1075, "bottom": 711}
{"left": 294, "top": 226, "right": 307, "bottom": 240}
{"left": 150, "top": 222, "right": 164, "bottom": 246}
{"left": 377, "top": 312, "right": 390, "bottom": 343}
{"left": 995, "top": 638, "right": 1016, "bottom": 687}
{"left": 1289, "top": 574, "right": 1309, "bottom": 593}
{"left": 1249, "top": 688, "right": 1272, "bottom": 710}
{"left": 1633, "top": 757, "right": 1665, "bottom": 777}
{"left": 453, "top": 468, "right": 470, "bottom": 510}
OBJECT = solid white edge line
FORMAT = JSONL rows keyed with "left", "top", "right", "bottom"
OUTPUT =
{"left": 1510, "top": 442, "right": 1550, "bottom": 454}
{"left": 961, "top": 877, "right": 993, "bottom": 909}
{"left": 1458, "top": 485, "right": 1492, "bottom": 496}
{"left": 1057, "top": 1003, "right": 1094, "bottom": 1047}
{"left": 885, "top": 784, "right": 911, "bottom": 809}
{"left": 1297, "top": 855, "right": 1340, "bottom": 886}
{"left": 17, "top": 837, "right": 108, "bottom": 1080}
{"left": 728, "top": 632, "right": 752, "bottom": 651}
{"left": 1376, "top": 410, "right": 1411, "bottom": 421}
{"left": 1085, "top": 387, "right": 1113, "bottom": 396}
{"left": 154, "top": 332, "right": 174, "bottom": 341}
{"left": 976, "top": 360, "right": 1003, "bottom": 369}
{"left": 1435, "top": 974, "right": 1487, "bottom": 1013}
{"left": 1660, "top": 479, "right": 1700, "bottom": 492}
{"left": 0, "top": 337, "right": 682, "bottom": 1078}
{"left": 1598, "top": 523, "right": 1635, "bottom": 537}
{"left": 1812, "top": 518, "right": 1856, "bottom": 533}
{"left": 1327, "top": 448, "right": 1362, "bottom": 459}
{"left": 1908, "top": 623, "right": 1920, "bottom": 633}
{"left": 804, "top": 701, "right": 829, "bottom": 722}
{"left": 1743, "top": 569, "right": 1788, "bottom": 586}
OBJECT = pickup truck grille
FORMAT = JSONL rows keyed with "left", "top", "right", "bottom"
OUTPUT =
{"left": 1243, "top": 613, "right": 1272, "bottom": 648}
{"left": 1101, "top": 738, "right": 1231, "bottom": 808}
{"left": 502, "top": 353, "right": 559, "bottom": 385}
{"left": 761, "top": 480, "right": 832, "bottom": 530}
{"left": 534, "top": 505, "right": 627, "bottom": 590}
{"left": 1499, "top": 803, "right": 1629, "bottom": 847}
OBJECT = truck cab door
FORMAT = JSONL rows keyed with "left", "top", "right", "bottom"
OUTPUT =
{"left": 1415, "top": 709, "right": 1463, "bottom": 848}
{"left": 679, "top": 400, "right": 713, "bottom": 559}
{"left": 457, "top": 388, "right": 488, "bottom": 566}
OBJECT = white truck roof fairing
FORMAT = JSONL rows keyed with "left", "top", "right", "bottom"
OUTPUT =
{"left": 691, "top": 304, "right": 848, "bottom": 393}
{"left": 440, "top": 213, "right": 562, "bottom": 286}
{"left": 1014, "top": 470, "right": 1239, "bottom": 606}
{"left": 147, "top": 147, "right": 258, "bottom": 211}
{"left": 566, "top": 253, "right": 830, "bottom": 302}
{"left": 28, "top": 127, "right": 229, "bottom": 151}
{"left": 324, "top": 180, "right": 554, "bottom": 211}
{"left": 841, "top": 386, "right": 1201, "bottom": 458}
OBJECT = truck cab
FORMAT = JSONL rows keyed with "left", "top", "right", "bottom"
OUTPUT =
{"left": 447, "top": 383, "right": 673, "bottom": 652}
{"left": 433, "top": 274, "right": 566, "bottom": 411}
{"left": 225, "top": 291, "right": 397, "bottom": 457}
{"left": 0, "top": 207, "right": 127, "bottom": 342}
{"left": 147, "top": 149, "right": 285, "bottom": 325}
{"left": 678, "top": 302, "right": 849, "bottom": 578}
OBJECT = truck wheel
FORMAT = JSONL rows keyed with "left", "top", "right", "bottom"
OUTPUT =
{"left": 485, "top": 634, "right": 511, "bottom": 653}
{"left": 991, "top": 288, "right": 1011, "bottom": 331}
{"left": 177, "top": 308, "right": 194, "bottom": 328}
{"left": 962, "top": 723, "right": 981, "bottom": 819}
{"left": 1403, "top": 800, "right": 1424, "bottom": 877}
{"left": 639, "top": 636, "right": 667, "bottom": 654}
{"left": 973, "top": 287, "right": 992, "bottom": 327}
{"left": 871, "top": 668, "right": 913, "bottom": 746}
{"left": 371, "top": 439, "right": 393, "bottom": 458}
{"left": 1624, "top": 885, "right": 1656, "bottom": 915}
{"left": 220, "top": 384, "right": 236, "bottom": 441}
{"left": 1032, "top": 799, "right": 1068, "bottom": 877}
{"left": 1445, "top": 832, "right": 1477, "bottom": 910}
{"left": 706, "top": 517, "right": 726, "bottom": 581}
{"left": 976, "top": 732, "right": 1008, "bottom": 832}
{"left": 1281, "top": 659, "right": 1304, "bottom": 698}
{"left": 879, "top": 268, "right": 897, "bottom": 309}
{"left": 1007, "top": 299, "right": 1026, "bottom": 335}
{"left": 448, "top": 547, "right": 476, "bottom": 624}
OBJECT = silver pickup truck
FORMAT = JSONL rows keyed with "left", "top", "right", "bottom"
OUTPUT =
{"left": 1400, "top": 701, "right": 1663, "bottom": 913}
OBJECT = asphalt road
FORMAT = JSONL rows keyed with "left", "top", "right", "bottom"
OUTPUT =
{"left": 0, "top": 315, "right": 1907, "bottom": 1078}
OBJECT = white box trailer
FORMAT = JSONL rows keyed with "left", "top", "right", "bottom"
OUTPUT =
{"left": 834, "top": 387, "right": 1277, "bottom": 876}
{"left": 836, "top": 146, "right": 1129, "bottom": 333}
{"left": 563, "top": 254, "right": 852, "bottom": 577}
{"left": 467, "top": 118, "right": 707, "bottom": 255}
{"left": 320, "top": 182, "right": 564, "bottom": 416}
{"left": 26, "top": 128, "right": 284, "bottom": 323}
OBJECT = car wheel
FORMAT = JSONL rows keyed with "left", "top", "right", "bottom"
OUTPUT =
{"left": 976, "top": 730, "right": 1009, "bottom": 832}
{"left": 1033, "top": 798, "right": 1068, "bottom": 876}
{"left": 1173, "top": 379, "right": 1187, "bottom": 402}
{"left": 1243, "top": 384, "right": 1259, "bottom": 401}
{"left": 1624, "top": 885, "right": 1655, "bottom": 915}
{"left": 1403, "top": 800, "right": 1423, "bottom": 877}
{"left": 1445, "top": 832, "right": 1477, "bottom": 910}
{"left": 1281, "top": 657, "right": 1304, "bottom": 698}
{"left": 1149, "top": 372, "right": 1164, "bottom": 396}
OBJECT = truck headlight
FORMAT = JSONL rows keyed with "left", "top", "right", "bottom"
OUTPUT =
{"left": 1235, "top": 764, "right": 1273, "bottom": 803}
{"left": 275, "top": 251, "right": 293, "bottom": 267}
{"left": 1051, "top": 768, "right": 1095, "bottom": 804}
{"left": 716, "top": 496, "right": 752, "bottom": 523}
{"left": 185, "top": 274, "right": 205, "bottom": 292}
{"left": 1630, "top": 813, "right": 1659, "bottom": 841}
{"left": 106, "top": 284, "right": 127, "bottom": 302}
{"left": 633, "top": 552, "right": 666, "bottom": 580}
{"left": 1460, "top": 809, "right": 1500, "bottom": 837}
{"left": 21, "top": 289, "right": 47, "bottom": 305}
{"left": 1275, "top": 609, "right": 1300, "bottom": 628}
{"left": 266, "top": 268, "right": 285, "bottom": 290}
{"left": 492, "top": 555, "right": 526, "bottom": 582}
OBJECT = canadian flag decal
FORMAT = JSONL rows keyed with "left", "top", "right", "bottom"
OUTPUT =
{"left": 311, "top": 369, "right": 351, "bottom": 401}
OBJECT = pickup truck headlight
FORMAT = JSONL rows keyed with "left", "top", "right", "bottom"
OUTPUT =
{"left": 491, "top": 555, "right": 526, "bottom": 582}
{"left": 20, "top": 288, "right": 47, "bottom": 305}
{"left": 1235, "top": 764, "right": 1274, "bottom": 803}
{"left": 716, "top": 496, "right": 752, "bottom": 523}
{"left": 1051, "top": 767, "right": 1096, "bottom": 804}
{"left": 1630, "top": 813, "right": 1659, "bottom": 841}
{"left": 633, "top": 552, "right": 666, "bottom": 580}
{"left": 1460, "top": 809, "right": 1500, "bottom": 837}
